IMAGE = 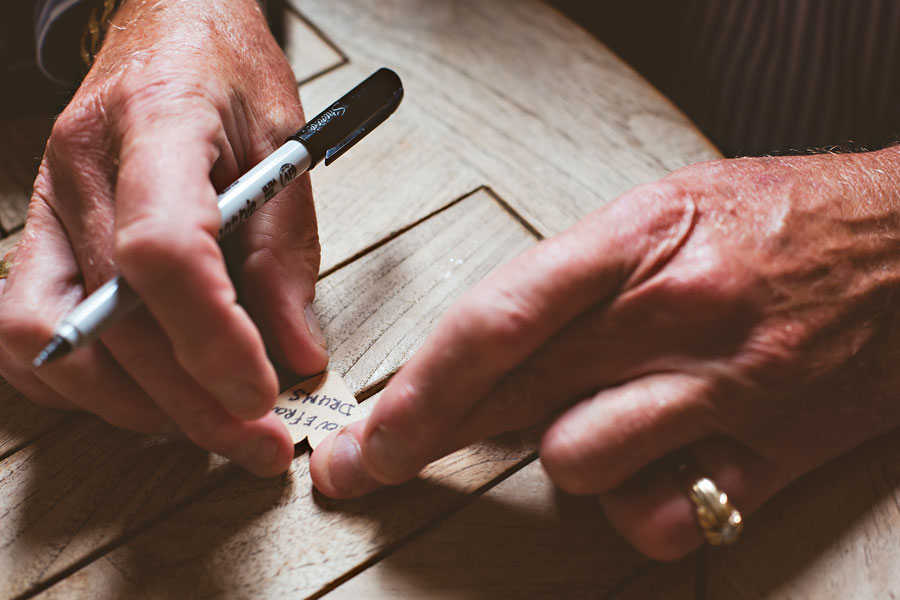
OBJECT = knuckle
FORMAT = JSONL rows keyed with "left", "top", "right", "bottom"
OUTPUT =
{"left": 111, "top": 71, "right": 221, "bottom": 141}
{"left": 116, "top": 73, "right": 209, "bottom": 115}
{"left": 115, "top": 221, "right": 195, "bottom": 276}
{"left": 742, "top": 319, "right": 814, "bottom": 379}
{"left": 463, "top": 285, "right": 538, "bottom": 349}
{"left": 244, "top": 232, "right": 319, "bottom": 273}
{"left": 540, "top": 433, "right": 596, "bottom": 495}
{"left": 50, "top": 104, "right": 102, "bottom": 153}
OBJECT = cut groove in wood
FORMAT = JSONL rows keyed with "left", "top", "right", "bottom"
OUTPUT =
{"left": 318, "top": 185, "right": 486, "bottom": 280}
{"left": 308, "top": 451, "right": 541, "bottom": 600}
{"left": 0, "top": 378, "right": 72, "bottom": 459}
{"left": 0, "top": 227, "right": 23, "bottom": 258}
{"left": 6, "top": 191, "right": 537, "bottom": 600}
{"left": 324, "top": 459, "right": 653, "bottom": 600}
{"left": 282, "top": 6, "right": 347, "bottom": 87}
{"left": 0, "top": 118, "right": 51, "bottom": 233}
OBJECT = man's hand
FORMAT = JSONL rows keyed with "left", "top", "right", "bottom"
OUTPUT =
{"left": 0, "top": 0, "right": 328, "bottom": 476}
{"left": 310, "top": 149, "right": 900, "bottom": 558}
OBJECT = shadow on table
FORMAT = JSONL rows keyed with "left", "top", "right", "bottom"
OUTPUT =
{"left": 0, "top": 386, "right": 253, "bottom": 599}
{"left": 705, "top": 429, "right": 900, "bottom": 598}
{"left": 317, "top": 457, "right": 677, "bottom": 600}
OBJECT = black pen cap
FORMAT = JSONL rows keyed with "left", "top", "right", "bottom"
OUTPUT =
{"left": 289, "top": 68, "right": 403, "bottom": 167}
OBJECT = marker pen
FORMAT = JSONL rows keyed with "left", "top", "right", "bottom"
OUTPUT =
{"left": 34, "top": 68, "right": 403, "bottom": 367}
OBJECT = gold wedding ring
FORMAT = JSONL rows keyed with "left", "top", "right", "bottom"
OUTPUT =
{"left": 678, "top": 463, "right": 743, "bottom": 546}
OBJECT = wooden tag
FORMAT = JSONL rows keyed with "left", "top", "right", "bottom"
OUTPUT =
{"left": 271, "top": 371, "right": 360, "bottom": 448}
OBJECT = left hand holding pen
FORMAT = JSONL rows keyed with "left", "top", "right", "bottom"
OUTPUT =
{"left": 0, "top": 0, "right": 327, "bottom": 476}
{"left": 311, "top": 150, "right": 900, "bottom": 559}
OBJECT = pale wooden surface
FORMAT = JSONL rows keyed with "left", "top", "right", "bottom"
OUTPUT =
{"left": 5, "top": 1, "right": 890, "bottom": 599}
{"left": 325, "top": 459, "right": 650, "bottom": 599}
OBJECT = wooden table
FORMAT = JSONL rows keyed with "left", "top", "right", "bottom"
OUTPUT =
{"left": 1, "top": 1, "right": 898, "bottom": 598}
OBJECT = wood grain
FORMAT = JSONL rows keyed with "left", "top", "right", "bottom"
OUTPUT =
{"left": 0, "top": 227, "right": 23, "bottom": 258}
{"left": 704, "top": 431, "right": 900, "bottom": 600}
{"left": 6, "top": 190, "right": 537, "bottom": 598}
{"left": 0, "top": 424, "right": 230, "bottom": 599}
{"left": 282, "top": 6, "right": 345, "bottom": 84}
{"left": 37, "top": 402, "right": 539, "bottom": 599}
{"left": 301, "top": 66, "right": 485, "bottom": 274}
{"left": 0, "top": 2, "right": 734, "bottom": 598}
{"left": 315, "top": 189, "right": 535, "bottom": 394}
{"left": 325, "top": 459, "right": 652, "bottom": 599}
{"left": 293, "top": 0, "right": 720, "bottom": 242}
{"left": 0, "top": 117, "right": 51, "bottom": 233}
{"left": 0, "top": 379, "right": 69, "bottom": 459}
{"left": 610, "top": 556, "right": 699, "bottom": 600}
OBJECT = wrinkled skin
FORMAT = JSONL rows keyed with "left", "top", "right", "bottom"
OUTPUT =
{"left": 0, "top": 0, "right": 327, "bottom": 476}
{"left": 310, "top": 149, "right": 900, "bottom": 560}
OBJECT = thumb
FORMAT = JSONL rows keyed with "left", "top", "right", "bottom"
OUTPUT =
{"left": 228, "top": 170, "right": 329, "bottom": 375}
{"left": 310, "top": 185, "right": 697, "bottom": 497}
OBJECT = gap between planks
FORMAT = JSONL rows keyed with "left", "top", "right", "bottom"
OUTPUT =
{"left": 288, "top": 4, "right": 351, "bottom": 87}
{"left": 12, "top": 468, "right": 243, "bottom": 600}
{"left": 12, "top": 185, "right": 545, "bottom": 600}
{"left": 308, "top": 451, "right": 541, "bottom": 600}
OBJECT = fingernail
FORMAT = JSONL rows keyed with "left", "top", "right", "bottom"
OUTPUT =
{"left": 233, "top": 436, "right": 280, "bottom": 475}
{"left": 327, "top": 429, "right": 369, "bottom": 495}
{"left": 214, "top": 380, "right": 265, "bottom": 417}
{"left": 305, "top": 303, "right": 328, "bottom": 349}
{"left": 366, "top": 426, "right": 414, "bottom": 482}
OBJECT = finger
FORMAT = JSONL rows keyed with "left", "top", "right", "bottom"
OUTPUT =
{"left": 309, "top": 419, "right": 382, "bottom": 499}
{"left": 599, "top": 438, "right": 788, "bottom": 561}
{"left": 227, "top": 170, "right": 328, "bottom": 375}
{"left": 0, "top": 199, "right": 166, "bottom": 432}
{"left": 113, "top": 109, "right": 278, "bottom": 420}
{"left": 100, "top": 306, "right": 294, "bottom": 476}
{"left": 44, "top": 122, "right": 293, "bottom": 474}
{"left": 0, "top": 343, "right": 78, "bottom": 411}
{"left": 539, "top": 373, "right": 713, "bottom": 495}
{"left": 221, "top": 90, "right": 327, "bottom": 375}
{"left": 311, "top": 189, "right": 696, "bottom": 494}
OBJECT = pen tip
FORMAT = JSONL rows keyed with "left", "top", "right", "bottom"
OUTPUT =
{"left": 33, "top": 335, "right": 71, "bottom": 368}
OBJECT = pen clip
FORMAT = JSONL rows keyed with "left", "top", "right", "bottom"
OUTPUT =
{"left": 289, "top": 68, "right": 404, "bottom": 168}
{"left": 323, "top": 98, "right": 399, "bottom": 165}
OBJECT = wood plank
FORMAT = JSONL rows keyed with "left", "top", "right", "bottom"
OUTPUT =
{"left": 325, "top": 459, "right": 652, "bottom": 599}
{"left": 610, "top": 556, "right": 699, "bottom": 600}
{"left": 282, "top": 6, "right": 345, "bottom": 84}
{"left": 293, "top": 0, "right": 721, "bottom": 241}
{"left": 37, "top": 417, "right": 538, "bottom": 600}
{"left": 0, "top": 229, "right": 73, "bottom": 459}
{"left": 704, "top": 431, "right": 900, "bottom": 600}
{"left": 8, "top": 190, "right": 537, "bottom": 598}
{"left": 0, "top": 79, "right": 485, "bottom": 462}
{"left": 1, "top": 2, "right": 727, "bottom": 597}
{"left": 316, "top": 189, "right": 534, "bottom": 393}
{"left": 300, "top": 65, "right": 484, "bottom": 273}
{"left": 0, "top": 422, "right": 231, "bottom": 599}
{"left": 0, "top": 117, "right": 51, "bottom": 232}
{"left": 0, "top": 379, "right": 70, "bottom": 459}
{"left": 0, "top": 227, "right": 22, "bottom": 258}
{"left": 35, "top": 191, "right": 540, "bottom": 599}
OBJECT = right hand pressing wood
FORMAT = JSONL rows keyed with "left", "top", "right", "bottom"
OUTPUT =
{"left": 311, "top": 150, "right": 900, "bottom": 560}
